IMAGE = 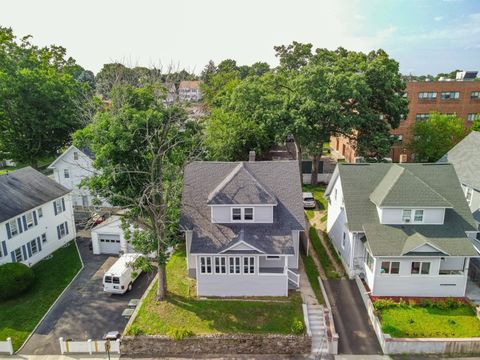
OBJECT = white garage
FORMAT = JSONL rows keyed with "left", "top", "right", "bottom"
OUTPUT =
{"left": 91, "top": 216, "right": 131, "bottom": 255}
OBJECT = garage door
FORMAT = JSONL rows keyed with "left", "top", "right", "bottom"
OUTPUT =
{"left": 98, "top": 234, "right": 121, "bottom": 254}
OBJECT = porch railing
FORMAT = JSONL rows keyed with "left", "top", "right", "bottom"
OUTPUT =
{"left": 287, "top": 269, "right": 300, "bottom": 287}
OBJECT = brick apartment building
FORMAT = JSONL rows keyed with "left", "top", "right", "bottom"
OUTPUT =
{"left": 331, "top": 71, "right": 480, "bottom": 163}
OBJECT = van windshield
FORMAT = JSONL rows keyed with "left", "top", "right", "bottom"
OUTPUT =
{"left": 112, "top": 277, "right": 120, "bottom": 284}
{"left": 104, "top": 276, "right": 112, "bottom": 283}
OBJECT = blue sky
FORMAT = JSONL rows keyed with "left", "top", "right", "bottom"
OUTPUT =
{"left": 0, "top": 0, "right": 479, "bottom": 75}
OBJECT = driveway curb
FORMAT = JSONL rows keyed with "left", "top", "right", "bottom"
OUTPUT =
{"left": 16, "top": 239, "right": 85, "bottom": 354}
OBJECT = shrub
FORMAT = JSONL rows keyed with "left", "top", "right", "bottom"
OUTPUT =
{"left": 398, "top": 298, "right": 407, "bottom": 308}
{"left": 291, "top": 320, "right": 305, "bottom": 334}
{"left": 167, "top": 328, "right": 194, "bottom": 340}
{"left": 373, "top": 299, "right": 396, "bottom": 310}
{"left": 126, "top": 325, "right": 144, "bottom": 336}
{"left": 408, "top": 299, "right": 417, "bottom": 307}
{"left": 435, "top": 298, "right": 460, "bottom": 310}
{"left": 420, "top": 299, "right": 434, "bottom": 308}
{"left": 0, "top": 262, "right": 35, "bottom": 300}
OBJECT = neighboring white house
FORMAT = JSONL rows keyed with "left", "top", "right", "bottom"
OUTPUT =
{"left": 180, "top": 158, "right": 305, "bottom": 297}
{"left": 325, "top": 163, "right": 478, "bottom": 297}
{"left": 48, "top": 145, "right": 107, "bottom": 208}
{"left": 91, "top": 215, "right": 133, "bottom": 255}
{"left": 0, "top": 167, "right": 76, "bottom": 266}
{"left": 438, "top": 131, "right": 480, "bottom": 229}
{"left": 178, "top": 80, "right": 202, "bottom": 102}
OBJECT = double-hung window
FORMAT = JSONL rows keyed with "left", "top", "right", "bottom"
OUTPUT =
{"left": 243, "top": 257, "right": 255, "bottom": 274}
{"left": 14, "top": 248, "right": 23, "bottom": 262}
{"left": 30, "top": 239, "right": 38, "bottom": 255}
{"left": 229, "top": 257, "right": 241, "bottom": 274}
{"left": 402, "top": 210, "right": 412, "bottom": 222}
{"left": 244, "top": 208, "right": 254, "bottom": 221}
{"left": 380, "top": 261, "right": 400, "bottom": 274}
{"left": 413, "top": 210, "right": 424, "bottom": 222}
{"left": 64, "top": 169, "right": 70, "bottom": 178}
{"left": 402, "top": 209, "right": 423, "bottom": 223}
{"left": 231, "top": 207, "right": 254, "bottom": 222}
{"left": 214, "top": 257, "right": 227, "bottom": 274}
{"left": 200, "top": 256, "right": 212, "bottom": 274}
{"left": 26, "top": 212, "right": 34, "bottom": 228}
{"left": 41, "top": 233, "right": 47, "bottom": 243}
{"left": 37, "top": 207, "right": 43, "bottom": 218}
{"left": 232, "top": 208, "right": 242, "bottom": 221}
{"left": 73, "top": 152, "right": 79, "bottom": 160}
{"left": 466, "top": 186, "right": 473, "bottom": 205}
{"left": 9, "top": 219, "right": 18, "bottom": 237}
{"left": 411, "top": 261, "right": 430, "bottom": 275}
{"left": 57, "top": 222, "right": 68, "bottom": 239}
{"left": 365, "top": 250, "right": 374, "bottom": 271}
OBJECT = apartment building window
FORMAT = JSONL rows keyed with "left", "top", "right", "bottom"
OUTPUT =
{"left": 26, "top": 212, "right": 34, "bottom": 228}
{"left": 214, "top": 257, "right": 227, "bottom": 274}
{"left": 467, "top": 113, "right": 477, "bottom": 122}
{"left": 418, "top": 92, "right": 437, "bottom": 100}
{"left": 411, "top": 261, "right": 430, "bottom": 275}
{"left": 380, "top": 261, "right": 400, "bottom": 274}
{"left": 30, "top": 239, "right": 38, "bottom": 255}
{"left": 37, "top": 207, "right": 43, "bottom": 218}
{"left": 471, "top": 91, "right": 480, "bottom": 99}
{"left": 200, "top": 256, "right": 212, "bottom": 274}
{"left": 14, "top": 248, "right": 23, "bottom": 262}
{"left": 415, "top": 113, "right": 430, "bottom": 121}
{"left": 440, "top": 91, "right": 460, "bottom": 100}
{"left": 8, "top": 219, "right": 19, "bottom": 237}
{"left": 229, "top": 257, "right": 241, "bottom": 274}
{"left": 243, "top": 257, "right": 255, "bottom": 274}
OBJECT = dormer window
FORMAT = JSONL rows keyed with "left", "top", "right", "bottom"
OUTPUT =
{"left": 231, "top": 207, "right": 254, "bottom": 222}
{"left": 402, "top": 209, "right": 424, "bottom": 223}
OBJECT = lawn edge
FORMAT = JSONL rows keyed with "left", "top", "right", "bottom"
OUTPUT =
{"left": 15, "top": 240, "right": 84, "bottom": 354}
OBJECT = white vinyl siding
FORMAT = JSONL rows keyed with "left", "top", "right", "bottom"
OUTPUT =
{"left": 379, "top": 207, "right": 445, "bottom": 225}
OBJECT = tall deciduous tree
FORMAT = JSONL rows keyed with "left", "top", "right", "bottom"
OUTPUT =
{"left": 0, "top": 27, "right": 89, "bottom": 168}
{"left": 409, "top": 112, "right": 468, "bottom": 162}
{"left": 74, "top": 84, "right": 201, "bottom": 300}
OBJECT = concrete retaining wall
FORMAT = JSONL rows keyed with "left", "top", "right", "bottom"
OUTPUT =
{"left": 354, "top": 276, "right": 480, "bottom": 355}
{"left": 121, "top": 334, "right": 311, "bottom": 356}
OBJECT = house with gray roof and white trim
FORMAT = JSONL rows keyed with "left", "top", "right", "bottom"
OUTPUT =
{"left": 180, "top": 158, "right": 305, "bottom": 297}
{"left": 325, "top": 162, "right": 478, "bottom": 297}
{"left": 438, "top": 131, "right": 480, "bottom": 228}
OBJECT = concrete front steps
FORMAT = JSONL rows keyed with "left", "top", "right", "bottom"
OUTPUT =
{"left": 307, "top": 304, "right": 329, "bottom": 355}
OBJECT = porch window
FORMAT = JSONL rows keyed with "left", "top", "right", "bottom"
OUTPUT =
{"left": 411, "top": 261, "right": 430, "bottom": 275}
{"left": 380, "top": 261, "right": 400, "bottom": 274}
{"left": 214, "top": 257, "right": 227, "bottom": 274}
{"left": 229, "top": 257, "right": 241, "bottom": 274}
{"left": 243, "top": 256, "right": 255, "bottom": 274}
{"left": 200, "top": 256, "right": 212, "bottom": 274}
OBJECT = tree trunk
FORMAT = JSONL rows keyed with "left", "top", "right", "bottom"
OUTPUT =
{"left": 295, "top": 142, "right": 303, "bottom": 184}
{"left": 157, "top": 261, "right": 167, "bottom": 300}
{"left": 311, "top": 154, "right": 319, "bottom": 185}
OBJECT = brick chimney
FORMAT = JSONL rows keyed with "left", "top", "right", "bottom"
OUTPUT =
{"left": 249, "top": 151, "right": 256, "bottom": 162}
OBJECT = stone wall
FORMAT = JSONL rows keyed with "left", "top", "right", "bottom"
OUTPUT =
{"left": 121, "top": 334, "right": 311, "bottom": 356}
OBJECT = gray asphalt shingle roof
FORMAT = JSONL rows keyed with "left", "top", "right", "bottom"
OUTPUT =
{"left": 181, "top": 161, "right": 305, "bottom": 254}
{"left": 332, "top": 163, "right": 477, "bottom": 257}
{"left": 438, "top": 131, "right": 480, "bottom": 191}
{"left": 0, "top": 167, "right": 70, "bottom": 223}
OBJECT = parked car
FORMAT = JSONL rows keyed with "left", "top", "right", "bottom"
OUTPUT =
{"left": 302, "top": 192, "right": 316, "bottom": 209}
{"left": 103, "top": 253, "right": 143, "bottom": 294}
{"left": 103, "top": 331, "right": 121, "bottom": 340}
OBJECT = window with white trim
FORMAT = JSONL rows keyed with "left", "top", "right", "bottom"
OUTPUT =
{"left": 402, "top": 209, "right": 423, "bottom": 223}
{"left": 380, "top": 261, "right": 400, "bottom": 274}
{"left": 418, "top": 92, "right": 437, "bottom": 100}
{"left": 26, "top": 212, "right": 34, "bottom": 228}
{"left": 341, "top": 232, "right": 346, "bottom": 249}
{"left": 9, "top": 219, "right": 18, "bottom": 237}
{"left": 214, "top": 257, "right": 227, "bottom": 274}
{"left": 229, "top": 257, "right": 241, "bottom": 274}
{"left": 73, "top": 152, "right": 79, "bottom": 160}
{"left": 232, "top": 208, "right": 242, "bottom": 221}
{"left": 231, "top": 207, "right": 254, "bottom": 222}
{"left": 440, "top": 91, "right": 460, "bottom": 100}
{"left": 54, "top": 199, "right": 63, "bottom": 214}
{"left": 244, "top": 208, "right": 253, "bottom": 221}
{"left": 30, "top": 239, "right": 38, "bottom": 255}
{"left": 414, "top": 209, "right": 424, "bottom": 222}
{"left": 243, "top": 257, "right": 255, "bottom": 274}
{"left": 411, "top": 261, "right": 430, "bottom": 275}
{"left": 41, "top": 233, "right": 47, "bottom": 243}
{"left": 200, "top": 256, "right": 212, "bottom": 274}
{"left": 467, "top": 113, "right": 477, "bottom": 122}
{"left": 57, "top": 222, "right": 67, "bottom": 238}
{"left": 365, "top": 250, "right": 374, "bottom": 271}
{"left": 471, "top": 91, "right": 480, "bottom": 99}
{"left": 14, "top": 248, "right": 23, "bottom": 262}
{"left": 37, "top": 207, "right": 43, "bottom": 218}
{"left": 64, "top": 169, "right": 70, "bottom": 178}
{"left": 402, "top": 209, "right": 412, "bottom": 222}
{"left": 465, "top": 186, "right": 473, "bottom": 205}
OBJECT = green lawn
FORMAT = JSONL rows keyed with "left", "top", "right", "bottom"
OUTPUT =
{"left": 0, "top": 156, "right": 55, "bottom": 175}
{"left": 0, "top": 241, "right": 82, "bottom": 350}
{"left": 380, "top": 305, "right": 480, "bottom": 338}
{"left": 126, "top": 246, "right": 305, "bottom": 336}
{"left": 301, "top": 253, "right": 324, "bottom": 304}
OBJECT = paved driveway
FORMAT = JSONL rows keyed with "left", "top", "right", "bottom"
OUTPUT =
{"left": 323, "top": 279, "right": 382, "bottom": 355}
{"left": 20, "top": 237, "right": 154, "bottom": 355}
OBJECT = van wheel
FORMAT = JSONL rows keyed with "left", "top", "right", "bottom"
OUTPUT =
{"left": 127, "top": 282, "right": 133, "bottom": 292}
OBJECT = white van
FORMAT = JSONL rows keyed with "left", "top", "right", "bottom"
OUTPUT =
{"left": 103, "top": 253, "right": 143, "bottom": 294}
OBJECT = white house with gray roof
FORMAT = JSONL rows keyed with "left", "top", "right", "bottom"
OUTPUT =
{"left": 180, "top": 159, "right": 305, "bottom": 297}
{"left": 325, "top": 163, "right": 478, "bottom": 297}
{"left": 438, "top": 131, "right": 480, "bottom": 229}
{"left": 0, "top": 167, "right": 76, "bottom": 266}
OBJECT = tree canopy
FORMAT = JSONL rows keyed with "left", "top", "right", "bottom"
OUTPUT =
{"left": 409, "top": 112, "right": 468, "bottom": 162}
{"left": 0, "top": 27, "right": 91, "bottom": 167}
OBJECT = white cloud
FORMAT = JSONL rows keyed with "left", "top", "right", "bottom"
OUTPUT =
{"left": 354, "top": 14, "right": 366, "bottom": 21}
{"left": 434, "top": 16, "right": 444, "bottom": 21}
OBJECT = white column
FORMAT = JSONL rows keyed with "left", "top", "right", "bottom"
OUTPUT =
{"left": 6, "top": 338, "right": 13, "bottom": 355}
{"left": 59, "top": 337, "right": 65, "bottom": 355}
